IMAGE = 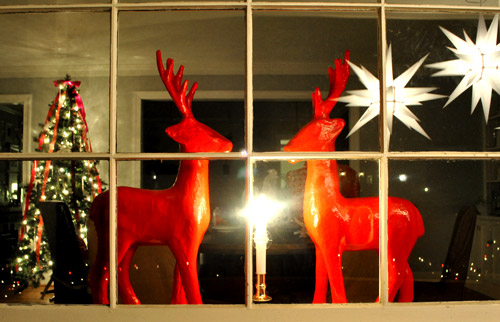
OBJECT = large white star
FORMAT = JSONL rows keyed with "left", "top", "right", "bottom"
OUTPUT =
{"left": 426, "top": 14, "right": 500, "bottom": 122}
{"left": 339, "top": 45, "right": 444, "bottom": 140}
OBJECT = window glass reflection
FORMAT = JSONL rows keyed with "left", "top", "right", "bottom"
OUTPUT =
{"left": 387, "top": 13, "right": 499, "bottom": 151}
{"left": 117, "top": 10, "right": 245, "bottom": 153}
{"left": 390, "top": 160, "right": 500, "bottom": 302}
{"left": 253, "top": 160, "right": 379, "bottom": 303}
{"left": 113, "top": 160, "right": 245, "bottom": 304}
{"left": 0, "top": 159, "right": 108, "bottom": 304}
{"left": 0, "top": 11, "right": 110, "bottom": 153}
{"left": 253, "top": 11, "right": 379, "bottom": 152}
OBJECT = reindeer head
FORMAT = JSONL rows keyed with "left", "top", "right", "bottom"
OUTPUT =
{"left": 157, "top": 50, "right": 233, "bottom": 153}
{"left": 285, "top": 51, "right": 350, "bottom": 153}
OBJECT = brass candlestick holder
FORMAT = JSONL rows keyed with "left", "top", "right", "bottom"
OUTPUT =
{"left": 253, "top": 273, "right": 272, "bottom": 302}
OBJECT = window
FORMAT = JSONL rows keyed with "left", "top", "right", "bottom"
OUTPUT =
{"left": 1, "top": 0, "right": 500, "bottom": 321}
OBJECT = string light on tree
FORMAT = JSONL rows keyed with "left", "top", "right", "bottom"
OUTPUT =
{"left": 427, "top": 15, "right": 500, "bottom": 121}
{"left": 339, "top": 45, "right": 445, "bottom": 141}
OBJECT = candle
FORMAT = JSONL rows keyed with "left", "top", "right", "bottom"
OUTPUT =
{"left": 254, "top": 227, "right": 268, "bottom": 274}
{"left": 247, "top": 194, "right": 283, "bottom": 275}
{"left": 245, "top": 194, "right": 283, "bottom": 302}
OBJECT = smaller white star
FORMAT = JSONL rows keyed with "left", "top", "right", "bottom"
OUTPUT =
{"left": 427, "top": 14, "right": 500, "bottom": 122}
{"left": 339, "top": 45, "right": 444, "bottom": 140}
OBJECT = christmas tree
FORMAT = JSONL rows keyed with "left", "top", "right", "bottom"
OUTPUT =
{"left": 12, "top": 77, "right": 103, "bottom": 288}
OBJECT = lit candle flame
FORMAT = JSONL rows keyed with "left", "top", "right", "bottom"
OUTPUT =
{"left": 243, "top": 194, "right": 283, "bottom": 274}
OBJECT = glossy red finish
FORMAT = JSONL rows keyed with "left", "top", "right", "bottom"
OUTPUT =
{"left": 284, "top": 51, "right": 424, "bottom": 303}
{"left": 88, "top": 51, "right": 232, "bottom": 305}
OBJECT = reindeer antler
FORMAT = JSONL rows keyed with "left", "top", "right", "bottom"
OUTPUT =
{"left": 156, "top": 50, "right": 198, "bottom": 119}
{"left": 313, "top": 50, "right": 350, "bottom": 119}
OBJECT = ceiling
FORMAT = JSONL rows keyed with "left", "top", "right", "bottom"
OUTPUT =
{"left": 0, "top": 7, "right": 491, "bottom": 78}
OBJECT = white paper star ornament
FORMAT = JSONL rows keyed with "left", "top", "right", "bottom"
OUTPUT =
{"left": 339, "top": 45, "right": 445, "bottom": 140}
{"left": 427, "top": 15, "right": 500, "bottom": 122}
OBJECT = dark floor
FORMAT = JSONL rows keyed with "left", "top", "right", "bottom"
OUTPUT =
{"left": 414, "top": 281, "right": 493, "bottom": 302}
{"left": 0, "top": 283, "right": 53, "bottom": 304}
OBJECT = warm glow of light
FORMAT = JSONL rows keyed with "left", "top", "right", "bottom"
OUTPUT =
{"left": 339, "top": 45, "right": 444, "bottom": 141}
{"left": 244, "top": 194, "right": 284, "bottom": 275}
{"left": 244, "top": 194, "right": 283, "bottom": 232}
{"left": 427, "top": 15, "right": 500, "bottom": 122}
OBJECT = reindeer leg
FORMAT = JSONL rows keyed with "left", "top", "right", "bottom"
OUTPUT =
{"left": 169, "top": 242, "right": 203, "bottom": 304}
{"left": 89, "top": 237, "right": 110, "bottom": 304}
{"left": 313, "top": 246, "right": 328, "bottom": 303}
{"left": 96, "top": 260, "right": 110, "bottom": 304}
{"left": 387, "top": 249, "right": 404, "bottom": 302}
{"left": 179, "top": 253, "right": 203, "bottom": 304}
{"left": 397, "top": 262, "right": 414, "bottom": 302}
{"left": 323, "top": 243, "right": 347, "bottom": 303}
{"left": 89, "top": 246, "right": 109, "bottom": 304}
{"left": 170, "top": 264, "right": 187, "bottom": 304}
{"left": 117, "top": 244, "right": 140, "bottom": 304}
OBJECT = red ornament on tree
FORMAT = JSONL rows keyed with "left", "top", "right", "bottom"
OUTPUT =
{"left": 284, "top": 51, "right": 424, "bottom": 303}
{"left": 88, "top": 51, "right": 233, "bottom": 305}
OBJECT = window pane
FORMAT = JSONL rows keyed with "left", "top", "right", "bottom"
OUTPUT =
{"left": 390, "top": 160, "right": 500, "bottom": 302}
{"left": 387, "top": 12, "right": 499, "bottom": 151}
{"left": 0, "top": 159, "right": 108, "bottom": 304}
{"left": 253, "top": 160, "right": 379, "bottom": 303}
{"left": 0, "top": 11, "right": 110, "bottom": 153}
{"left": 253, "top": 11, "right": 379, "bottom": 152}
{"left": 117, "top": 10, "right": 245, "bottom": 153}
{"left": 112, "top": 160, "right": 245, "bottom": 304}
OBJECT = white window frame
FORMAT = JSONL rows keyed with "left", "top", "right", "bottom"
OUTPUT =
{"left": 1, "top": 1, "right": 500, "bottom": 321}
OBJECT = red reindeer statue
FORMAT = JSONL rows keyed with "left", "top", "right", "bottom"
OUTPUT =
{"left": 284, "top": 51, "right": 424, "bottom": 303}
{"left": 88, "top": 50, "right": 233, "bottom": 305}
